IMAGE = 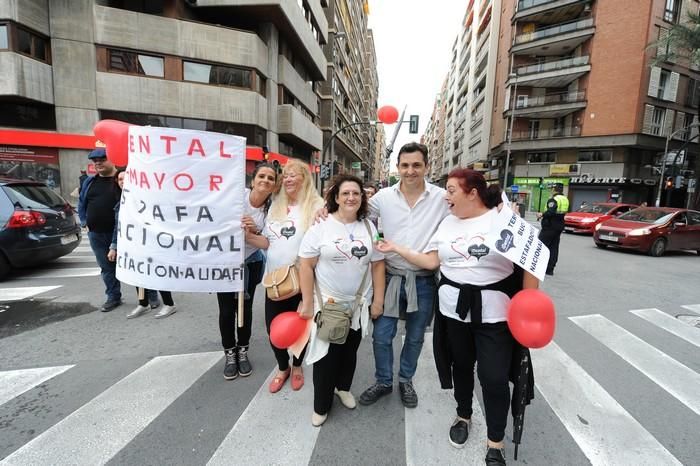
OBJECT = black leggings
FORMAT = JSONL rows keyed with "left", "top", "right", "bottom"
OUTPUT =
{"left": 313, "top": 328, "right": 361, "bottom": 415}
{"left": 137, "top": 289, "right": 173, "bottom": 306}
{"left": 265, "top": 294, "right": 306, "bottom": 371}
{"left": 445, "top": 318, "right": 514, "bottom": 443}
{"left": 217, "top": 259, "right": 265, "bottom": 350}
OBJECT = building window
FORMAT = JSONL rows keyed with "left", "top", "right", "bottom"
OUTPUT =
{"left": 664, "top": 0, "right": 680, "bottom": 23}
{"left": 578, "top": 149, "right": 613, "bottom": 163}
{"left": 687, "top": 78, "right": 700, "bottom": 108}
{"left": 650, "top": 107, "right": 665, "bottom": 135}
{"left": 108, "top": 49, "right": 164, "bottom": 77}
{"left": 0, "top": 24, "right": 7, "bottom": 49}
{"left": 527, "top": 152, "right": 556, "bottom": 163}
{"left": 4, "top": 23, "right": 50, "bottom": 63}
{"left": 255, "top": 72, "right": 266, "bottom": 97}
{"left": 0, "top": 101, "right": 56, "bottom": 130}
{"left": 183, "top": 61, "right": 252, "bottom": 89}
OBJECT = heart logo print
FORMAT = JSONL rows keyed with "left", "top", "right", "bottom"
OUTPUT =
{"left": 495, "top": 229, "right": 516, "bottom": 253}
{"left": 335, "top": 240, "right": 352, "bottom": 259}
{"left": 467, "top": 244, "right": 490, "bottom": 260}
{"left": 280, "top": 225, "right": 296, "bottom": 239}
{"left": 350, "top": 240, "right": 368, "bottom": 259}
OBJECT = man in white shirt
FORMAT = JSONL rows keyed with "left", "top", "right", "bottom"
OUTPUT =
{"left": 359, "top": 142, "right": 450, "bottom": 408}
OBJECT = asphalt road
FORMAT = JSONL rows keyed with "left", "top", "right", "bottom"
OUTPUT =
{"left": 0, "top": 230, "right": 698, "bottom": 465}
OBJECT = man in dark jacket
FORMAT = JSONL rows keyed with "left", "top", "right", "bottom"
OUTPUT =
{"left": 537, "top": 183, "right": 569, "bottom": 276}
{"left": 78, "top": 148, "right": 122, "bottom": 311}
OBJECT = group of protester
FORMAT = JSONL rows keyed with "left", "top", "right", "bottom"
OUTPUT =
{"left": 78, "top": 141, "right": 542, "bottom": 466}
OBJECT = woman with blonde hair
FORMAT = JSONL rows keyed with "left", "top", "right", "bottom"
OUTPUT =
{"left": 262, "top": 158, "right": 324, "bottom": 393}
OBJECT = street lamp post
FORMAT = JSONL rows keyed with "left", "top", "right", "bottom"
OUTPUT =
{"left": 503, "top": 72, "right": 519, "bottom": 189}
{"left": 655, "top": 123, "right": 700, "bottom": 207}
{"left": 321, "top": 121, "right": 376, "bottom": 182}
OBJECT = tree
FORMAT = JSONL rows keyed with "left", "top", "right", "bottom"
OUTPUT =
{"left": 651, "top": 8, "right": 700, "bottom": 208}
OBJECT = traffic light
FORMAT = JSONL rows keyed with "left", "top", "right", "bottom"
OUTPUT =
{"left": 409, "top": 115, "right": 419, "bottom": 134}
{"left": 320, "top": 163, "right": 330, "bottom": 180}
{"left": 538, "top": 177, "right": 544, "bottom": 189}
{"left": 666, "top": 177, "right": 673, "bottom": 189}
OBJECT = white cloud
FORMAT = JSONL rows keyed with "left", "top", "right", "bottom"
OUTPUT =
{"left": 368, "top": 0, "right": 468, "bottom": 167}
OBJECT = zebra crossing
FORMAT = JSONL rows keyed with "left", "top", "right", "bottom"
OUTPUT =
{"left": 0, "top": 305, "right": 698, "bottom": 465}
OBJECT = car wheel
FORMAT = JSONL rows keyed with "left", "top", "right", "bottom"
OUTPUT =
{"left": 648, "top": 238, "right": 667, "bottom": 257}
{"left": 0, "top": 253, "right": 10, "bottom": 281}
{"left": 595, "top": 242, "right": 607, "bottom": 249}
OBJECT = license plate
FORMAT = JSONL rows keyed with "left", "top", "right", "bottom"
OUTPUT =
{"left": 60, "top": 234, "right": 78, "bottom": 245}
{"left": 599, "top": 234, "right": 618, "bottom": 242}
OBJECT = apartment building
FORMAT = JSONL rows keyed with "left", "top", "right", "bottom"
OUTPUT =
{"left": 0, "top": 0, "right": 330, "bottom": 199}
{"left": 490, "top": 0, "right": 700, "bottom": 210}
{"left": 319, "top": 0, "right": 379, "bottom": 185}
{"left": 423, "top": 77, "right": 448, "bottom": 183}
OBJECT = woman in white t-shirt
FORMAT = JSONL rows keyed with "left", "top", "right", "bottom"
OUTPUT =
{"left": 298, "top": 174, "right": 386, "bottom": 427}
{"left": 217, "top": 163, "right": 277, "bottom": 381}
{"left": 263, "top": 159, "right": 324, "bottom": 394}
{"left": 376, "top": 168, "right": 539, "bottom": 465}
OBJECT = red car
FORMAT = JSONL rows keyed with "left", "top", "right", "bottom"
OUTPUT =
{"left": 593, "top": 207, "right": 700, "bottom": 256}
{"left": 564, "top": 202, "right": 638, "bottom": 234}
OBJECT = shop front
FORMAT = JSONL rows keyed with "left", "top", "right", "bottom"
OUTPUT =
{"left": 511, "top": 177, "right": 570, "bottom": 213}
{"left": 568, "top": 175, "right": 657, "bottom": 208}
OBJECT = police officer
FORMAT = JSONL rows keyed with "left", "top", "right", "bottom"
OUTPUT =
{"left": 537, "top": 183, "right": 569, "bottom": 276}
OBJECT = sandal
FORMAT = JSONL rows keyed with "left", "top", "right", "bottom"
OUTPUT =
{"left": 269, "top": 368, "right": 291, "bottom": 393}
{"left": 291, "top": 367, "right": 304, "bottom": 391}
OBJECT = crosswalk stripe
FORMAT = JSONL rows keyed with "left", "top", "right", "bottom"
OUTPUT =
{"left": 630, "top": 308, "right": 700, "bottom": 348}
{"left": 532, "top": 341, "right": 682, "bottom": 465}
{"left": 0, "top": 286, "right": 61, "bottom": 302}
{"left": 54, "top": 256, "right": 96, "bottom": 263}
{"left": 406, "top": 332, "right": 486, "bottom": 465}
{"left": 10, "top": 267, "right": 100, "bottom": 279}
{"left": 72, "top": 247, "right": 92, "bottom": 253}
{"left": 570, "top": 314, "right": 700, "bottom": 416}
{"left": 681, "top": 304, "right": 700, "bottom": 314}
{"left": 0, "top": 365, "right": 74, "bottom": 408}
{"left": 207, "top": 366, "right": 318, "bottom": 466}
{"left": 0, "top": 352, "right": 221, "bottom": 466}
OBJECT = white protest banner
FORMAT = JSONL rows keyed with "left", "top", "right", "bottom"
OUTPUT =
{"left": 115, "top": 126, "right": 246, "bottom": 292}
{"left": 486, "top": 192, "right": 550, "bottom": 281}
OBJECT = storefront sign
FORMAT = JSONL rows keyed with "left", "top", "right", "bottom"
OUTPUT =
{"left": 513, "top": 177, "right": 569, "bottom": 186}
{"left": 549, "top": 164, "right": 578, "bottom": 175}
{"left": 0, "top": 145, "right": 61, "bottom": 189}
{"left": 570, "top": 175, "right": 657, "bottom": 185}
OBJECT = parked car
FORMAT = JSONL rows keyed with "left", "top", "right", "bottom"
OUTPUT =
{"left": 0, "top": 178, "right": 81, "bottom": 280}
{"left": 565, "top": 202, "right": 638, "bottom": 234}
{"left": 593, "top": 207, "right": 700, "bottom": 257}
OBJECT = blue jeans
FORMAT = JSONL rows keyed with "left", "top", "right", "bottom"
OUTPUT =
{"left": 372, "top": 274, "right": 436, "bottom": 385}
{"left": 88, "top": 231, "right": 121, "bottom": 302}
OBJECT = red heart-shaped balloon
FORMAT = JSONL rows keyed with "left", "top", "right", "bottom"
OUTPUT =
{"left": 93, "top": 119, "right": 132, "bottom": 166}
{"left": 270, "top": 312, "right": 308, "bottom": 349}
{"left": 507, "top": 289, "right": 556, "bottom": 349}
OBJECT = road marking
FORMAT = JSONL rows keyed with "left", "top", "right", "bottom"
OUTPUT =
{"left": 0, "top": 365, "right": 74, "bottom": 407}
{"left": 72, "top": 246, "right": 92, "bottom": 253}
{"left": 0, "top": 286, "right": 61, "bottom": 302}
{"left": 207, "top": 367, "right": 318, "bottom": 466}
{"left": 405, "top": 332, "right": 486, "bottom": 465}
{"left": 532, "top": 341, "right": 681, "bottom": 466}
{"left": 570, "top": 314, "right": 700, "bottom": 416}
{"left": 631, "top": 308, "right": 700, "bottom": 348}
{"left": 54, "top": 256, "right": 96, "bottom": 263}
{"left": 681, "top": 304, "right": 700, "bottom": 314}
{"left": 0, "top": 352, "right": 221, "bottom": 466}
{"left": 10, "top": 267, "right": 100, "bottom": 279}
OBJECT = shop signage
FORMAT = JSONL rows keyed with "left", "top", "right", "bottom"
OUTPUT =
{"left": 513, "top": 177, "right": 569, "bottom": 186}
{"left": 549, "top": 164, "right": 579, "bottom": 175}
{"left": 570, "top": 175, "right": 657, "bottom": 185}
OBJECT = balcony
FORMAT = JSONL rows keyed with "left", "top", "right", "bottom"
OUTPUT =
{"left": 0, "top": 52, "right": 54, "bottom": 104}
{"left": 507, "top": 90, "right": 587, "bottom": 118}
{"left": 277, "top": 104, "right": 322, "bottom": 149}
{"left": 514, "top": 0, "right": 590, "bottom": 24}
{"left": 511, "top": 125, "right": 581, "bottom": 141}
{"left": 512, "top": 17, "right": 594, "bottom": 56}
{"left": 512, "top": 55, "right": 590, "bottom": 88}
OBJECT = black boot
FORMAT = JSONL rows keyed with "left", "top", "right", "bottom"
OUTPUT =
{"left": 223, "top": 348, "right": 238, "bottom": 380}
{"left": 485, "top": 447, "right": 506, "bottom": 465}
{"left": 237, "top": 346, "right": 252, "bottom": 377}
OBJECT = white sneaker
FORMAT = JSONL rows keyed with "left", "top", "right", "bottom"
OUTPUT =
{"left": 127, "top": 305, "right": 149, "bottom": 319}
{"left": 154, "top": 304, "right": 176, "bottom": 319}
{"left": 334, "top": 388, "right": 357, "bottom": 409}
{"left": 311, "top": 412, "right": 327, "bottom": 427}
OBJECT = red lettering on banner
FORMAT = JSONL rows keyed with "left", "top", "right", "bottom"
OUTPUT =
{"left": 129, "top": 135, "right": 135, "bottom": 153}
{"left": 138, "top": 135, "right": 150, "bottom": 154}
{"left": 153, "top": 172, "right": 165, "bottom": 190}
{"left": 160, "top": 135, "right": 176, "bottom": 154}
{"left": 174, "top": 173, "right": 194, "bottom": 191}
{"left": 187, "top": 139, "right": 205, "bottom": 157}
{"left": 139, "top": 171, "right": 151, "bottom": 189}
{"left": 209, "top": 174, "right": 223, "bottom": 191}
{"left": 219, "top": 142, "right": 232, "bottom": 158}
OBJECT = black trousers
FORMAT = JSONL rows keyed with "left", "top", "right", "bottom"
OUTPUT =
{"left": 137, "top": 289, "right": 173, "bottom": 307}
{"left": 312, "top": 328, "right": 362, "bottom": 415}
{"left": 445, "top": 318, "right": 514, "bottom": 443}
{"left": 265, "top": 294, "right": 306, "bottom": 370}
{"left": 538, "top": 227, "right": 563, "bottom": 273}
{"left": 217, "top": 259, "right": 265, "bottom": 350}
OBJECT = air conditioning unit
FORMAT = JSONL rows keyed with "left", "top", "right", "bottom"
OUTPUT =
{"left": 490, "top": 159, "right": 500, "bottom": 168}
{"left": 569, "top": 163, "right": 581, "bottom": 175}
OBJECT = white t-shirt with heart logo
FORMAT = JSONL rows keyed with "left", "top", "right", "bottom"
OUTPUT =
{"left": 299, "top": 215, "right": 384, "bottom": 300}
{"left": 263, "top": 205, "right": 307, "bottom": 273}
{"left": 425, "top": 208, "right": 514, "bottom": 323}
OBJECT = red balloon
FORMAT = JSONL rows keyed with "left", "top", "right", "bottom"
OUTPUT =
{"left": 93, "top": 119, "right": 133, "bottom": 166}
{"left": 377, "top": 105, "right": 399, "bottom": 124}
{"left": 270, "top": 312, "right": 308, "bottom": 349}
{"left": 507, "top": 289, "right": 556, "bottom": 349}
